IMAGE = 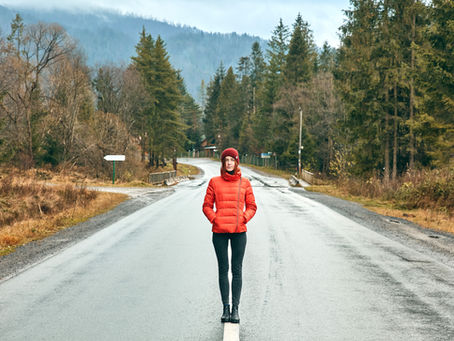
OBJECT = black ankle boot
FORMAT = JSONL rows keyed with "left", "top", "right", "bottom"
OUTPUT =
{"left": 221, "top": 304, "right": 230, "bottom": 323}
{"left": 230, "top": 305, "right": 240, "bottom": 323}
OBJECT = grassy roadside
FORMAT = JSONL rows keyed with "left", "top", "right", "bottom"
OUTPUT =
{"left": 37, "top": 162, "right": 200, "bottom": 187}
{"left": 0, "top": 184, "right": 128, "bottom": 256}
{"left": 175, "top": 162, "right": 200, "bottom": 177}
{"left": 242, "top": 164, "right": 454, "bottom": 235}
{"left": 306, "top": 184, "right": 454, "bottom": 235}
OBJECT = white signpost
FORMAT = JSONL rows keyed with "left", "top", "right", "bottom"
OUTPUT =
{"left": 103, "top": 155, "right": 125, "bottom": 184}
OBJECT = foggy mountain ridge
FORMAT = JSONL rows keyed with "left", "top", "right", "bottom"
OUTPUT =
{"left": 0, "top": 5, "right": 267, "bottom": 99}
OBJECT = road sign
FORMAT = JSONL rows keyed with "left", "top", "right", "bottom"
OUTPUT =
{"left": 261, "top": 152, "right": 272, "bottom": 159}
{"left": 104, "top": 155, "right": 125, "bottom": 161}
{"left": 104, "top": 155, "right": 125, "bottom": 184}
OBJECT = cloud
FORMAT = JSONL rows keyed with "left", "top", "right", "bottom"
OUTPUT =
{"left": 0, "top": 0, "right": 349, "bottom": 46}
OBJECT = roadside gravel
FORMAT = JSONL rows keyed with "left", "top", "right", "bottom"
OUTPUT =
{"left": 0, "top": 187, "right": 174, "bottom": 282}
{"left": 291, "top": 187, "right": 454, "bottom": 269}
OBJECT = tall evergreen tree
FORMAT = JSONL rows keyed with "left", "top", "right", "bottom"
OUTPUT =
{"left": 319, "top": 42, "right": 336, "bottom": 73}
{"left": 203, "top": 63, "right": 225, "bottom": 144}
{"left": 132, "top": 28, "right": 156, "bottom": 164}
{"left": 216, "top": 66, "right": 242, "bottom": 149}
{"left": 132, "top": 30, "right": 186, "bottom": 167}
{"left": 258, "top": 19, "right": 290, "bottom": 153}
{"left": 178, "top": 74, "right": 202, "bottom": 152}
{"left": 264, "top": 18, "right": 289, "bottom": 109}
{"left": 284, "top": 13, "right": 317, "bottom": 85}
{"left": 422, "top": 0, "right": 454, "bottom": 166}
{"left": 336, "top": 0, "right": 384, "bottom": 176}
{"left": 250, "top": 42, "right": 266, "bottom": 90}
{"left": 152, "top": 36, "right": 186, "bottom": 165}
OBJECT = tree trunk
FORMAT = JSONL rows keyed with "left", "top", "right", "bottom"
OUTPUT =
{"left": 409, "top": 13, "right": 416, "bottom": 170}
{"left": 25, "top": 105, "right": 34, "bottom": 169}
{"left": 393, "top": 81, "right": 398, "bottom": 182}
{"left": 148, "top": 149, "right": 153, "bottom": 167}
{"left": 384, "top": 82, "right": 390, "bottom": 185}
{"left": 140, "top": 137, "right": 146, "bottom": 162}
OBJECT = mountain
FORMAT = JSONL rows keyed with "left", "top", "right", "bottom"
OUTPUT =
{"left": 0, "top": 5, "right": 267, "bottom": 99}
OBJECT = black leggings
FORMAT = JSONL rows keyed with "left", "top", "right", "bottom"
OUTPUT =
{"left": 212, "top": 232, "right": 247, "bottom": 306}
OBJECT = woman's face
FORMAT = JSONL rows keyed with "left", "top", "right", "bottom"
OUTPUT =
{"left": 224, "top": 156, "right": 236, "bottom": 172}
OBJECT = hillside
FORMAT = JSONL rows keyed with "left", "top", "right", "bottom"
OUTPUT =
{"left": 0, "top": 5, "right": 267, "bottom": 98}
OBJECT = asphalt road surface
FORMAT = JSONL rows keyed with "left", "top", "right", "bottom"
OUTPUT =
{"left": 0, "top": 158, "right": 453, "bottom": 340}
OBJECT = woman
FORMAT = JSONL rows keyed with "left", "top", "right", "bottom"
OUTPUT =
{"left": 202, "top": 148, "right": 257, "bottom": 324}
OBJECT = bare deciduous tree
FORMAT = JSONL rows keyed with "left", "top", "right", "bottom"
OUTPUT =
{"left": 0, "top": 19, "right": 75, "bottom": 168}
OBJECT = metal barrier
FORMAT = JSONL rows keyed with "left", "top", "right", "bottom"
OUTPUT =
{"left": 149, "top": 170, "right": 177, "bottom": 184}
{"left": 300, "top": 169, "right": 323, "bottom": 185}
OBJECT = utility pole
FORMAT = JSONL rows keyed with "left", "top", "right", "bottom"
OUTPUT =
{"left": 298, "top": 106, "right": 302, "bottom": 177}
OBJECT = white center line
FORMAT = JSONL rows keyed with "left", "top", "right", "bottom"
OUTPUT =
{"left": 223, "top": 322, "right": 240, "bottom": 341}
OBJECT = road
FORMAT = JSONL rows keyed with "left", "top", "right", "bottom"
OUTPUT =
{"left": 0, "top": 158, "right": 453, "bottom": 340}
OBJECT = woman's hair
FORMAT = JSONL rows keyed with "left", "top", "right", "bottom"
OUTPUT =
{"left": 221, "top": 157, "right": 239, "bottom": 175}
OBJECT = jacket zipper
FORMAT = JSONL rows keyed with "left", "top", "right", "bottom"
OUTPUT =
{"left": 236, "top": 177, "right": 242, "bottom": 233}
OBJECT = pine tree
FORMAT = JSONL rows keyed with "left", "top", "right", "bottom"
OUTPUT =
{"left": 132, "top": 30, "right": 186, "bottom": 167}
{"left": 236, "top": 56, "right": 251, "bottom": 80}
{"left": 259, "top": 19, "right": 290, "bottom": 153}
{"left": 203, "top": 63, "right": 225, "bottom": 145}
{"left": 250, "top": 42, "right": 266, "bottom": 90}
{"left": 319, "top": 42, "right": 336, "bottom": 73}
{"left": 336, "top": 0, "right": 384, "bottom": 176}
{"left": 264, "top": 18, "right": 289, "bottom": 109}
{"left": 152, "top": 36, "right": 186, "bottom": 166}
{"left": 216, "top": 66, "right": 241, "bottom": 149}
{"left": 284, "top": 13, "right": 317, "bottom": 85}
{"left": 178, "top": 75, "right": 202, "bottom": 152}
{"left": 422, "top": 0, "right": 454, "bottom": 166}
{"left": 132, "top": 28, "right": 156, "bottom": 165}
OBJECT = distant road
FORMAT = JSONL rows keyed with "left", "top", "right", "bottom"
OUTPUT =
{"left": 0, "top": 158, "right": 453, "bottom": 340}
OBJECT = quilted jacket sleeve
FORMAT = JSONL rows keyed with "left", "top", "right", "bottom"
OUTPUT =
{"left": 202, "top": 178, "right": 217, "bottom": 223}
{"left": 243, "top": 179, "right": 257, "bottom": 223}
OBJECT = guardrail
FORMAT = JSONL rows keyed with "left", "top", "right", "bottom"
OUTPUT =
{"left": 149, "top": 171, "right": 177, "bottom": 184}
{"left": 300, "top": 169, "right": 323, "bottom": 185}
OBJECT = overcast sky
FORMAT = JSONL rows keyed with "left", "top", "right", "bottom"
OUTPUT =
{"left": 0, "top": 0, "right": 351, "bottom": 47}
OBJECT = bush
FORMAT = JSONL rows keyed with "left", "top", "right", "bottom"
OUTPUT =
{"left": 337, "top": 167, "right": 454, "bottom": 212}
{"left": 0, "top": 176, "right": 98, "bottom": 228}
{"left": 395, "top": 168, "right": 454, "bottom": 210}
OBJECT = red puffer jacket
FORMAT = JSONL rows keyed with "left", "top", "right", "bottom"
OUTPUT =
{"left": 203, "top": 170, "right": 257, "bottom": 233}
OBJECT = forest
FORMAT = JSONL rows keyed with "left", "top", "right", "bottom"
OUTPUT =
{"left": 0, "top": 0, "right": 453, "bottom": 186}
{"left": 203, "top": 0, "right": 453, "bottom": 184}
{"left": 0, "top": 14, "right": 200, "bottom": 177}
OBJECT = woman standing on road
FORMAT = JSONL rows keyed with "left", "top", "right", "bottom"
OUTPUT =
{"left": 203, "top": 148, "right": 257, "bottom": 324}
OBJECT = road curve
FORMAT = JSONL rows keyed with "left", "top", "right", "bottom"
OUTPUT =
{"left": 0, "top": 158, "right": 453, "bottom": 340}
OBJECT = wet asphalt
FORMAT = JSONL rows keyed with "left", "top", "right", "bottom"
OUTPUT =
{"left": 0, "top": 158, "right": 453, "bottom": 340}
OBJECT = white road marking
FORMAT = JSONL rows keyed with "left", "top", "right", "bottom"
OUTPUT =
{"left": 223, "top": 322, "right": 240, "bottom": 341}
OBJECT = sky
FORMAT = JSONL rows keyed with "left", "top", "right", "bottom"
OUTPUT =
{"left": 0, "top": 0, "right": 352, "bottom": 47}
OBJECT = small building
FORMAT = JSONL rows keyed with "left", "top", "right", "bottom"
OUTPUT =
{"left": 200, "top": 138, "right": 217, "bottom": 158}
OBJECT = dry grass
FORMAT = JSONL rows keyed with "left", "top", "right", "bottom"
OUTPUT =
{"left": 175, "top": 162, "right": 201, "bottom": 177}
{"left": 305, "top": 167, "right": 454, "bottom": 235}
{"left": 0, "top": 173, "right": 128, "bottom": 256}
{"left": 243, "top": 164, "right": 293, "bottom": 179}
{"left": 2, "top": 161, "right": 201, "bottom": 188}
{"left": 307, "top": 184, "right": 454, "bottom": 235}
{"left": 367, "top": 206, "right": 454, "bottom": 235}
